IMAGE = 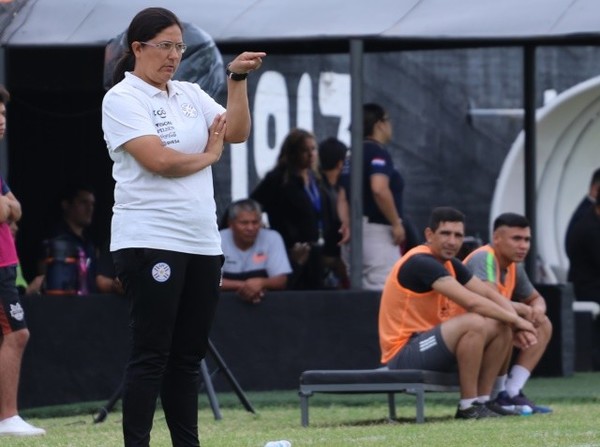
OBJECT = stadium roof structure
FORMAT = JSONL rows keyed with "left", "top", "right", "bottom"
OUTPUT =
{"left": 0, "top": 0, "right": 599, "bottom": 50}
{"left": 2, "top": 0, "right": 599, "bottom": 284}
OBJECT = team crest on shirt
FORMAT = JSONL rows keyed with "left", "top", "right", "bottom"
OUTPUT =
{"left": 371, "top": 158, "right": 386, "bottom": 167}
{"left": 181, "top": 103, "right": 198, "bottom": 118}
{"left": 10, "top": 303, "right": 24, "bottom": 321}
{"left": 152, "top": 262, "right": 171, "bottom": 282}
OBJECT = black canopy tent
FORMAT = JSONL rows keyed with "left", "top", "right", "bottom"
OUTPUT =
{"left": 2, "top": 0, "right": 600, "bottom": 286}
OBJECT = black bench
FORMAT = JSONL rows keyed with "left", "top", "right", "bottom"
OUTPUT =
{"left": 299, "top": 368, "right": 459, "bottom": 426}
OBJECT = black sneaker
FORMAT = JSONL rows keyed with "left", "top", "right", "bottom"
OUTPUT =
{"left": 485, "top": 400, "right": 520, "bottom": 416}
{"left": 455, "top": 402, "right": 502, "bottom": 419}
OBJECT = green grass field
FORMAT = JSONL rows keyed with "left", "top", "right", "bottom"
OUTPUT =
{"left": 5, "top": 372, "right": 600, "bottom": 446}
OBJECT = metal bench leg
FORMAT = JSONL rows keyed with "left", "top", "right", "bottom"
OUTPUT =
{"left": 299, "top": 392, "right": 310, "bottom": 427}
{"left": 415, "top": 387, "right": 425, "bottom": 423}
{"left": 387, "top": 393, "right": 397, "bottom": 420}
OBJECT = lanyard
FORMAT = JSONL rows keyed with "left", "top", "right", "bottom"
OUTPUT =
{"left": 304, "top": 173, "right": 321, "bottom": 213}
{"left": 304, "top": 173, "right": 324, "bottom": 246}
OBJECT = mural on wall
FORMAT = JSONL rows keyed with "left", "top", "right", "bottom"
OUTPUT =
{"left": 229, "top": 69, "right": 351, "bottom": 202}
{"left": 214, "top": 51, "right": 526, "bottom": 242}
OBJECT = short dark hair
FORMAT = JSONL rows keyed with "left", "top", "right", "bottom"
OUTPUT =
{"left": 60, "top": 182, "right": 95, "bottom": 203}
{"left": 0, "top": 85, "right": 10, "bottom": 105}
{"left": 227, "top": 198, "right": 262, "bottom": 221}
{"left": 591, "top": 167, "right": 600, "bottom": 186}
{"left": 363, "top": 103, "right": 386, "bottom": 138}
{"left": 318, "top": 137, "right": 347, "bottom": 170}
{"left": 428, "top": 207, "right": 465, "bottom": 232}
{"left": 493, "top": 212, "right": 530, "bottom": 231}
{"left": 112, "top": 7, "right": 183, "bottom": 85}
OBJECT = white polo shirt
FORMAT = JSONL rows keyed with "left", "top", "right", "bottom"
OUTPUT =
{"left": 220, "top": 228, "right": 292, "bottom": 279}
{"left": 102, "top": 72, "right": 226, "bottom": 255}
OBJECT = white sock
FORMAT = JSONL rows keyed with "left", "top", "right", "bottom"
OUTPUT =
{"left": 459, "top": 398, "right": 477, "bottom": 410}
{"left": 477, "top": 395, "right": 490, "bottom": 403}
{"left": 491, "top": 374, "right": 507, "bottom": 399}
{"left": 506, "top": 365, "right": 531, "bottom": 398}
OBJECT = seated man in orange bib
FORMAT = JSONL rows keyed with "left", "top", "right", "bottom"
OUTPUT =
{"left": 378, "top": 207, "right": 537, "bottom": 419}
{"left": 463, "top": 212, "right": 552, "bottom": 414}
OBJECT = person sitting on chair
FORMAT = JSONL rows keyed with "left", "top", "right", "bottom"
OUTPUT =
{"left": 220, "top": 199, "right": 292, "bottom": 304}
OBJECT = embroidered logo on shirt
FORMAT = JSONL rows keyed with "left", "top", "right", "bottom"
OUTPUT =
{"left": 181, "top": 103, "right": 198, "bottom": 118}
{"left": 152, "top": 262, "right": 171, "bottom": 282}
{"left": 371, "top": 158, "right": 387, "bottom": 167}
{"left": 10, "top": 303, "right": 24, "bottom": 321}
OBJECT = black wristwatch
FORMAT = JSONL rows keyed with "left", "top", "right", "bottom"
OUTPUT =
{"left": 226, "top": 64, "right": 248, "bottom": 81}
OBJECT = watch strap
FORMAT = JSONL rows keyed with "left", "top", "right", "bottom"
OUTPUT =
{"left": 226, "top": 64, "right": 248, "bottom": 81}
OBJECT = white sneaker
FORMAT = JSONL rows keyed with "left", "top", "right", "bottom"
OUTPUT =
{"left": 0, "top": 415, "right": 46, "bottom": 436}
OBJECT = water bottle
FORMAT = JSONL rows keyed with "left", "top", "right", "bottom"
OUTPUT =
{"left": 264, "top": 441, "right": 291, "bottom": 447}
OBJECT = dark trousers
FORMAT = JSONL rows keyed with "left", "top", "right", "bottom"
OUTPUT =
{"left": 113, "top": 248, "right": 222, "bottom": 447}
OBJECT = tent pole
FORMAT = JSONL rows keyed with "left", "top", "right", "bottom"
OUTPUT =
{"left": 349, "top": 39, "right": 364, "bottom": 290}
{"left": 523, "top": 45, "right": 537, "bottom": 280}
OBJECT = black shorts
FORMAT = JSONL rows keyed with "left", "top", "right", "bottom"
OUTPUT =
{"left": 387, "top": 325, "right": 457, "bottom": 372}
{"left": 0, "top": 265, "right": 27, "bottom": 335}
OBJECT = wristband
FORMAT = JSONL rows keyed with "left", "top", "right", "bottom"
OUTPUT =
{"left": 226, "top": 63, "right": 248, "bottom": 81}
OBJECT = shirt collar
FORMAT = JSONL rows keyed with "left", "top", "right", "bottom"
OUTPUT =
{"left": 124, "top": 72, "right": 180, "bottom": 98}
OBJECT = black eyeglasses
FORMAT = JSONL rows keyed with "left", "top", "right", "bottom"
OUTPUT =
{"left": 141, "top": 41, "right": 187, "bottom": 54}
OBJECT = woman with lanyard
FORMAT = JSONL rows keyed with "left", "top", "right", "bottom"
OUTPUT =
{"left": 251, "top": 128, "right": 330, "bottom": 289}
{"left": 101, "top": 7, "right": 265, "bottom": 446}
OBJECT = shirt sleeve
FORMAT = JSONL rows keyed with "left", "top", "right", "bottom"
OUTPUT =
{"left": 366, "top": 144, "right": 393, "bottom": 178}
{"left": 102, "top": 88, "right": 158, "bottom": 152}
{"left": 464, "top": 250, "right": 496, "bottom": 283}
{"left": 513, "top": 263, "right": 535, "bottom": 302}
{"left": 398, "top": 254, "right": 453, "bottom": 292}
{"left": 451, "top": 258, "right": 474, "bottom": 285}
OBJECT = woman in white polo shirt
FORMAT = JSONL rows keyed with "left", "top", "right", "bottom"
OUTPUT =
{"left": 101, "top": 7, "right": 265, "bottom": 446}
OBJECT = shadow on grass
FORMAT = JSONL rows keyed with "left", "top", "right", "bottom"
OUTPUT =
{"left": 20, "top": 372, "right": 600, "bottom": 420}
{"left": 306, "top": 414, "right": 456, "bottom": 429}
